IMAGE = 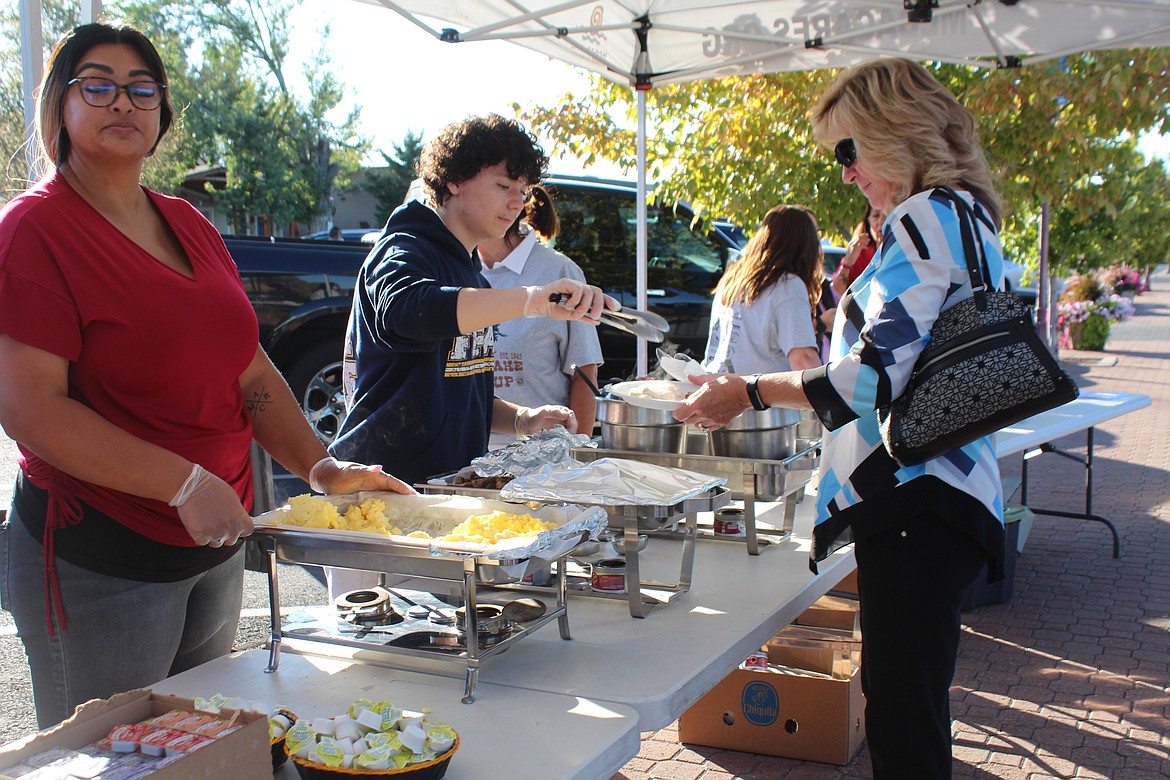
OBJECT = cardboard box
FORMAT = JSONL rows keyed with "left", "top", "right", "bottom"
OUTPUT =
{"left": 794, "top": 593, "right": 860, "bottom": 638}
{"left": 765, "top": 626, "right": 860, "bottom": 679}
{"left": 679, "top": 645, "right": 865, "bottom": 765}
{"left": 831, "top": 567, "right": 859, "bottom": 597}
{"left": 0, "top": 689, "right": 271, "bottom": 779}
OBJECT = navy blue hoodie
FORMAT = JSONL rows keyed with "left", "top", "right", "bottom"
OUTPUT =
{"left": 331, "top": 201, "right": 495, "bottom": 484}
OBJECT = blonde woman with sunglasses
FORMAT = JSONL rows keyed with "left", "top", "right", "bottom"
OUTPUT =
{"left": 677, "top": 58, "right": 1008, "bottom": 779}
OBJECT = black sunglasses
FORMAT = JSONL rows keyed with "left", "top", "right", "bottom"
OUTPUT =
{"left": 834, "top": 138, "right": 858, "bottom": 168}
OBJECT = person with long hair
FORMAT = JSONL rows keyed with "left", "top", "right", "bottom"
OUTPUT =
{"left": 831, "top": 203, "right": 884, "bottom": 296}
{"left": 701, "top": 204, "right": 824, "bottom": 374}
{"left": 676, "top": 58, "right": 1007, "bottom": 779}
{"left": 0, "top": 23, "right": 410, "bottom": 728}
{"left": 479, "top": 184, "right": 603, "bottom": 446}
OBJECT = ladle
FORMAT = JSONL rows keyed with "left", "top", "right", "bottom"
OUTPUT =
{"left": 572, "top": 363, "right": 604, "bottom": 398}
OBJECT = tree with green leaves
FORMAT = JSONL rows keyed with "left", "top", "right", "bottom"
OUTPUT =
{"left": 0, "top": 0, "right": 367, "bottom": 233}
{"left": 364, "top": 129, "right": 424, "bottom": 225}
{"left": 1048, "top": 146, "right": 1170, "bottom": 276}
{"left": 520, "top": 49, "right": 1170, "bottom": 276}
{"left": 180, "top": 0, "right": 368, "bottom": 233}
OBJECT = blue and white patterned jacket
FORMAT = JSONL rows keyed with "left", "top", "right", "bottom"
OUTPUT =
{"left": 801, "top": 188, "right": 1006, "bottom": 566}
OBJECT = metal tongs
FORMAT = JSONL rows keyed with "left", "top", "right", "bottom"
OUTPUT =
{"left": 550, "top": 293, "right": 669, "bottom": 343}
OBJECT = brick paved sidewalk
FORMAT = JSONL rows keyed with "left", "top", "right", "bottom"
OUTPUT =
{"left": 616, "top": 274, "right": 1170, "bottom": 780}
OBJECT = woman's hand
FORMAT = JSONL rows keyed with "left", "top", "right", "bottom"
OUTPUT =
{"left": 673, "top": 374, "right": 752, "bottom": 430}
{"left": 524, "top": 280, "right": 619, "bottom": 323}
{"left": 516, "top": 404, "right": 578, "bottom": 436}
{"left": 308, "top": 457, "right": 417, "bottom": 496}
{"left": 840, "top": 231, "right": 871, "bottom": 273}
{"left": 170, "top": 465, "right": 254, "bottom": 548}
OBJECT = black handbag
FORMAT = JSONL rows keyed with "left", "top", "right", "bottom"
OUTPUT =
{"left": 878, "top": 188, "right": 1079, "bottom": 466}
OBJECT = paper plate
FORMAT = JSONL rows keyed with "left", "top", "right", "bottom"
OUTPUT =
{"left": 656, "top": 351, "right": 705, "bottom": 384}
{"left": 607, "top": 380, "right": 693, "bottom": 411}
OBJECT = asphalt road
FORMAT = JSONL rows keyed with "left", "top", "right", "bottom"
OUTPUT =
{"left": 0, "top": 434, "right": 331, "bottom": 744}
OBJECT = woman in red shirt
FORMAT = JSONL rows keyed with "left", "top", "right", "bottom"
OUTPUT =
{"left": 831, "top": 204, "right": 884, "bottom": 296}
{"left": 0, "top": 23, "right": 410, "bottom": 728}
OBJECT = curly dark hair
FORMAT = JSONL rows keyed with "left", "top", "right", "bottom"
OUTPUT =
{"left": 416, "top": 114, "right": 548, "bottom": 206}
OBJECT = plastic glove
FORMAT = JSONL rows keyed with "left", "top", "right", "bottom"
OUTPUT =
{"left": 515, "top": 405, "right": 578, "bottom": 437}
{"left": 308, "top": 457, "right": 417, "bottom": 496}
{"left": 523, "top": 279, "right": 618, "bottom": 322}
{"left": 169, "top": 464, "right": 254, "bottom": 548}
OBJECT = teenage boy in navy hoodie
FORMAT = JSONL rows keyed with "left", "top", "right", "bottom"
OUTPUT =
{"left": 331, "top": 114, "right": 615, "bottom": 486}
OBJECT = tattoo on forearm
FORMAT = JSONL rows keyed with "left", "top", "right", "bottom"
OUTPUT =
{"left": 245, "top": 387, "right": 273, "bottom": 417}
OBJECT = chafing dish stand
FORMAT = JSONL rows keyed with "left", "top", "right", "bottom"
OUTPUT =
{"left": 253, "top": 529, "right": 574, "bottom": 704}
{"left": 572, "top": 440, "right": 819, "bottom": 555}
{"left": 418, "top": 483, "right": 729, "bottom": 618}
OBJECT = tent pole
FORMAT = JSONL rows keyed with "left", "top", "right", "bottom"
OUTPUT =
{"left": 81, "top": 0, "right": 102, "bottom": 24}
{"left": 1038, "top": 201, "right": 1052, "bottom": 349}
{"left": 19, "top": 0, "right": 44, "bottom": 184}
{"left": 635, "top": 87, "right": 648, "bottom": 377}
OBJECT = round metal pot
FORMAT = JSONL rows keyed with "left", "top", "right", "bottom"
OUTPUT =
{"left": 596, "top": 397, "right": 685, "bottom": 453}
{"left": 454, "top": 605, "right": 513, "bottom": 647}
{"left": 709, "top": 407, "right": 801, "bottom": 460}
{"left": 596, "top": 396, "right": 679, "bottom": 425}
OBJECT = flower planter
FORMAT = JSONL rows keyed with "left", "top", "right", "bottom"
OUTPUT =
{"left": 1068, "top": 312, "right": 1111, "bottom": 351}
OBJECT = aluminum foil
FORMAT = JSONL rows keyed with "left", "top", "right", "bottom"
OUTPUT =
{"left": 499, "top": 457, "right": 726, "bottom": 506}
{"left": 472, "top": 425, "right": 593, "bottom": 477}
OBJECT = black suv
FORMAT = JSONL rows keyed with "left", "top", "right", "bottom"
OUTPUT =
{"left": 227, "top": 175, "right": 747, "bottom": 443}
{"left": 541, "top": 175, "right": 744, "bottom": 381}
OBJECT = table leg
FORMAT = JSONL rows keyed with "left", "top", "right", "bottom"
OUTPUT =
{"left": 264, "top": 540, "right": 283, "bottom": 672}
{"left": 1018, "top": 426, "right": 1120, "bottom": 558}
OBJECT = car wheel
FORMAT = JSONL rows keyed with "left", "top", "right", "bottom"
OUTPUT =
{"left": 285, "top": 341, "right": 346, "bottom": 446}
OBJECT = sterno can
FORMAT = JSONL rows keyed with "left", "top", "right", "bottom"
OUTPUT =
{"left": 714, "top": 507, "right": 744, "bottom": 536}
{"left": 591, "top": 558, "right": 627, "bottom": 594}
{"left": 743, "top": 653, "right": 769, "bottom": 670}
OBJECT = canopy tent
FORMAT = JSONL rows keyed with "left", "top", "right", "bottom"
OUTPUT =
{"left": 18, "top": 1, "right": 1170, "bottom": 368}
{"left": 361, "top": 1, "right": 1170, "bottom": 83}
{"left": 357, "top": 0, "right": 1170, "bottom": 371}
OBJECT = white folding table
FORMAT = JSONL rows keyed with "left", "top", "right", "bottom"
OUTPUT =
{"left": 993, "top": 390, "right": 1151, "bottom": 557}
{"left": 155, "top": 650, "right": 641, "bottom": 780}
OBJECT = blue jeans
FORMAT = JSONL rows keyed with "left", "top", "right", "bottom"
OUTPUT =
{"left": 0, "top": 504, "right": 245, "bottom": 728}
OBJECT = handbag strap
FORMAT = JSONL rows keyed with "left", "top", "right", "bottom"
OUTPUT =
{"left": 935, "top": 186, "right": 992, "bottom": 311}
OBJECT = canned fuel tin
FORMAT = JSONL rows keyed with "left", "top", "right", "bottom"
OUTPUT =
{"left": 714, "top": 507, "right": 744, "bottom": 536}
{"left": 591, "top": 558, "right": 627, "bottom": 594}
{"left": 742, "top": 653, "right": 769, "bottom": 670}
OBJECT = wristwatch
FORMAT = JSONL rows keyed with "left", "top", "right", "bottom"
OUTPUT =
{"left": 745, "top": 374, "right": 769, "bottom": 411}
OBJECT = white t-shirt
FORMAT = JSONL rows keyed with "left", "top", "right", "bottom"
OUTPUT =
{"left": 481, "top": 229, "right": 604, "bottom": 449}
{"left": 701, "top": 274, "right": 817, "bottom": 375}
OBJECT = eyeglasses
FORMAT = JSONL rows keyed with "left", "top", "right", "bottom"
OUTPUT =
{"left": 834, "top": 138, "right": 858, "bottom": 168}
{"left": 67, "top": 77, "right": 166, "bottom": 110}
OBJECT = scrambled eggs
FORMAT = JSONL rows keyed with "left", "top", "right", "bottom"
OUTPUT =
{"left": 283, "top": 494, "right": 402, "bottom": 536}
{"left": 440, "top": 510, "right": 557, "bottom": 544}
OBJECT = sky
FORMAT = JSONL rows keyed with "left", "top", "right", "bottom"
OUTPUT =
{"left": 287, "top": 2, "right": 1170, "bottom": 178}
{"left": 286, "top": 1, "right": 628, "bottom": 178}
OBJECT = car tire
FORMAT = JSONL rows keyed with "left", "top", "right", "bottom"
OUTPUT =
{"left": 284, "top": 340, "right": 346, "bottom": 446}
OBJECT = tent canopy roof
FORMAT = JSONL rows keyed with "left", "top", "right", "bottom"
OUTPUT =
{"left": 361, "top": 0, "right": 1170, "bottom": 87}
